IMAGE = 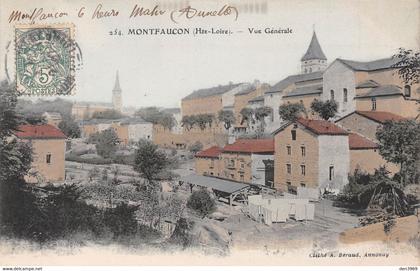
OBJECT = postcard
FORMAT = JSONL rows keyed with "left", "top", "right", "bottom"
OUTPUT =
{"left": 0, "top": 0, "right": 419, "bottom": 269}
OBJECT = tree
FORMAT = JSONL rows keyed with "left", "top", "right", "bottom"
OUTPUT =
{"left": 91, "top": 109, "right": 123, "bottom": 120}
{"left": 240, "top": 108, "right": 254, "bottom": 126}
{"left": 376, "top": 120, "right": 420, "bottom": 185}
{"left": 392, "top": 48, "right": 420, "bottom": 85}
{"left": 278, "top": 103, "right": 306, "bottom": 122}
{"left": 217, "top": 110, "right": 235, "bottom": 130}
{"left": 195, "top": 114, "right": 214, "bottom": 130}
{"left": 254, "top": 106, "right": 272, "bottom": 133}
{"left": 58, "top": 117, "right": 81, "bottom": 138}
{"left": 187, "top": 189, "right": 216, "bottom": 217}
{"left": 134, "top": 139, "right": 169, "bottom": 188}
{"left": 135, "top": 107, "right": 175, "bottom": 130}
{"left": 310, "top": 99, "right": 338, "bottom": 120}
{"left": 181, "top": 115, "right": 196, "bottom": 131}
{"left": 88, "top": 128, "right": 121, "bottom": 158}
{"left": 188, "top": 141, "right": 203, "bottom": 154}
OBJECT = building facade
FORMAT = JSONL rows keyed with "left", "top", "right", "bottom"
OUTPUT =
{"left": 273, "top": 119, "right": 349, "bottom": 193}
{"left": 14, "top": 124, "right": 66, "bottom": 183}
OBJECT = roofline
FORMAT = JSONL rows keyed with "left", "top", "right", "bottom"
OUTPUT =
{"left": 222, "top": 150, "right": 274, "bottom": 155}
{"left": 350, "top": 146, "right": 379, "bottom": 150}
{"left": 282, "top": 91, "right": 322, "bottom": 98}
{"left": 17, "top": 136, "right": 67, "bottom": 140}
{"left": 354, "top": 93, "right": 403, "bottom": 99}
{"left": 336, "top": 58, "right": 398, "bottom": 72}
{"left": 272, "top": 119, "right": 348, "bottom": 136}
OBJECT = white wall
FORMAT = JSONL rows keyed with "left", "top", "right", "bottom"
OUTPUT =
{"left": 264, "top": 92, "right": 283, "bottom": 133}
{"left": 221, "top": 83, "right": 251, "bottom": 108}
{"left": 322, "top": 60, "right": 356, "bottom": 118}
{"left": 317, "top": 135, "right": 349, "bottom": 190}
{"left": 128, "top": 123, "right": 153, "bottom": 142}
{"left": 251, "top": 154, "right": 274, "bottom": 186}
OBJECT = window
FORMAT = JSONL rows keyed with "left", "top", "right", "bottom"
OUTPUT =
{"left": 301, "top": 146, "right": 306, "bottom": 157}
{"left": 286, "top": 164, "right": 291, "bottom": 174}
{"left": 300, "top": 165, "right": 306, "bottom": 176}
{"left": 329, "top": 166, "right": 334, "bottom": 181}
{"left": 241, "top": 163, "right": 244, "bottom": 168}
{"left": 300, "top": 183, "right": 306, "bottom": 187}
{"left": 291, "top": 130, "right": 297, "bottom": 141}
{"left": 330, "top": 89, "right": 335, "bottom": 101}
{"left": 343, "top": 88, "right": 348, "bottom": 103}
{"left": 230, "top": 174, "right": 235, "bottom": 179}
{"left": 404, "top": 85, "right": 411, "bottom": 97}
{"left": 240, "top": 174, "right": 244, "bottom": 181}
{"left": 46, "top": 154, "right": 51, "bottom": 164}
{"left": 286, "top": 146, "right": 291, "bottom": 155}
{"left": 210, "top": 160, "right": 214, "bottom": 169}
{"left": 371, "top": 97, "right": 377, "bottom": 111}
{"left": 227, "top": 159, "right": 235, "bottom": 169}
{"left": 270, "top": 110, "right": 274, "bottom": 122}
{"left": 309, "top": 67, "right": 312, "bottom": 73}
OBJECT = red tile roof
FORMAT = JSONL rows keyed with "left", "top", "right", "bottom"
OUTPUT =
{"left": 195, "top": 146, "right": 222, "bottom": 158}
{"left": 356, "top": 111, "right": 406, "bottom": 124}
{"left": 223, "top": 139, "right": 274, "bottom": 154}
{"left": 349, "top": 133, "right": 378, "bottom": 150}
{"left": 297, "top": 118, "right": 349, "bottom": 135}
{"left": 15, "top": 124, "right": 66, "bottom": 139}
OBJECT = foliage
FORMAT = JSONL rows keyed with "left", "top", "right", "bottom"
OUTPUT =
{"left": 135, "top": 107, "right": 176, "bottom": 130}
{"left": 239, "top": 108, "right": 254, "bottom": 126}
{"left": 91, "top": 109, "right": 123, "bottom": 120}
{"left": 169, "top": 217, "right": 194, "bottom": 248}
{"left": 217, "top": 110, "right": 235, "bottom": 130}
{"left": 16, "top": 97, "right": 73, "bottom": 120}
{"left": 376, "top": 120, "right": 420, "bottom": 185}
{"left": 103, "top": 203, "right": 138, "bottom": 238}
{"left": 310, "top": 99, "right": 338, "bottom": 120}
{"left": 58, "top": 117, "right": 81, "bottom": 138}
{"left": 278, "top": 103, "right": 306, "bottom": 122}
{"left": 181, "top": 114, "right": 214, "bottom": 130}
{"left": 134, "top": 139, "right": 169, "bottom": 186}
{"left": 23, "top": 112, "right": 46, "bottom": 125}
{"left": 254, "top": 106, "right": 272, "bottom": 134}
{"left": 187, "top": 189, "right": 216, "bottom": 217}
{"left": 392, "top": 48, "right": 420, "bottom": 85}
{"left": 188, "top": 141, "right": 203, "bottom": 154}
{"left": 88, "top": 128, "right": 121, "bottom": 159}
{"left": 335, "top": 168, "right": 412, "bottom": 216}
{"left": 0, "top": 81, "right": 21, "bottom": 138}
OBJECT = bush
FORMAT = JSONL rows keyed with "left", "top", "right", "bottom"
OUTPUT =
{"left": 187, "top": 189, "right": 215, "bottom": 217}
{"left": 103, "top": 203, "right": 138, "bottom": 238}
{"left": 188, "top": 141, "right": 203, "bottom": 154}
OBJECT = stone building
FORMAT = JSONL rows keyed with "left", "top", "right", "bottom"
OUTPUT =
{"left": 195, "top": 146, "right": 223, "bottom": 177}
{"left": 220, "top": 138, "right": 274, "bottom": 185}
{"left": 348, "top": 133, "right": 399, "bottom": 175}
{"left": 335, "top": 110, "right": 406, "bottom": 140}
{"left": 273, "top": 118, "right": 349, "bottom": 193}
{"left": 14, "top": 124, "right": 66, "bottom": 183}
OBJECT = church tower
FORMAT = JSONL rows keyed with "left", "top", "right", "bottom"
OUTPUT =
{"left": 112, "top": 71, "right": 122, "bottom": 112}
{"left": 301, "top": 31, "right": 327, "bottom": 74}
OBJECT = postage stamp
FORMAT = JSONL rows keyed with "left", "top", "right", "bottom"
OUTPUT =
{"left": 15, "top": 24, "right": 75, "bottom": 96}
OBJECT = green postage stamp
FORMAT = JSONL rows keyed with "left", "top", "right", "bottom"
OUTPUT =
{"left": 15, "top": 24, "right": 75, "bottom": 96}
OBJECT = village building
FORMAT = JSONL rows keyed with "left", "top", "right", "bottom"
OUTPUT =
{"left": 322, "top": 58, "right": 420, "bottom": 118}
{"left": 273, "top": 118, "right": 349, "bottom": 193}
{"left": 220, "top": 138, "right": 274, "bottom": 186}
{"left": 195, "top": 146, "right": 223, "bottom": 177}
{"left": 14, "top": 124, "right": 66, "bottom": 183}
{"left": 348, "top": 133, "right": 399, "bottom": 175}
{"left": 335, "top": 110, "right": 406, "bottom": 141}
{"left": 72, "top": 71, "right": 125, "bottom": 120}
{"left": 42, "top": 112, "right": 62, "bottom": 127}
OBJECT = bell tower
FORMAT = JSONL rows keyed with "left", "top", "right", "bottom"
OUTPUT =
{"left": 112, "top": 71, "right": 122, "bottom": 112}
{"left": 301, "top": 31, "right": 327, "bottom": 74}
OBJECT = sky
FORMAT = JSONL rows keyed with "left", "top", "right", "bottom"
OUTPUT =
{"left": 0, "top": 0, "right": 419, "bottom": 109}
